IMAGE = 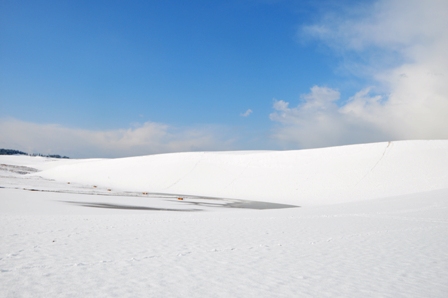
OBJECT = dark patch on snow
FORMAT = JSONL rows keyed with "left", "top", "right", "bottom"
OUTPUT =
{"left": 226, "top": 201, "right": 298, "bottom": 209}
{"left": 174, "top": 198, "right": 298, "bottom": 210}
{"left": 62, "top": 201, "right": 202, "bottom": 212}
{"left": 0, "top": 164, "right": 39, "bottom": 175}
{"left": 61, "top": 198, "right": 298, "bottom": 212}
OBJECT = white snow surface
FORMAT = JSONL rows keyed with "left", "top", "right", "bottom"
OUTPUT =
{"left": 1, "top": 140, "right": 448, "bottom": 297}
{"left": 34, "top": 140, "right": 448, "bottom": 205}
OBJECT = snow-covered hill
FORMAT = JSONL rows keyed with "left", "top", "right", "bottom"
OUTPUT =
{"left": 35, "top": 140, "right": 448, "bottom": 205}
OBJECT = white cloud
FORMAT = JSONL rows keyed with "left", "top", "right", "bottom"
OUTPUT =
{"left": 271, "top": 0, "right": 448, "bottom": 148}
{"left": 270, "top": 86, "right": 389, "bottom": 148}
{"left": 0, "top": 118, "right": 234, "bottom": 158}
{"left": 240, "top": 109, "right": 253, "bottom": 117}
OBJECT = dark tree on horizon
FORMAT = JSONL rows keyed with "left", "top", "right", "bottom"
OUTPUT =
{"left": 0, "top": 149, "right": 69, "bottom": 159}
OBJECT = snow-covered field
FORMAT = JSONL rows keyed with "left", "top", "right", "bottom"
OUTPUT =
{"left": 1, "top": 140, "right": 448, "bottom": 297}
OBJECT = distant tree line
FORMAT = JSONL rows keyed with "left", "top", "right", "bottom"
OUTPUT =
{"left": 0, "top": 148, "right": 69, "bottom": 159}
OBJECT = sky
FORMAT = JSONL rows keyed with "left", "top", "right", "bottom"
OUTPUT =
{"left": 1, "top": 0, "right": 447, "bottom": 158}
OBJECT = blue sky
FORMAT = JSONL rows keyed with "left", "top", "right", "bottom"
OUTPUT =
{"left": 1, "top": 0, "right": 447, "bottom": 157}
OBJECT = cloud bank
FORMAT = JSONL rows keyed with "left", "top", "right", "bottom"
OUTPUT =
{"left": 0, "top": 118, "right": 233, "bottom": 158}
{"left": 270, "top": 0, "right": 448, "bottom": 149}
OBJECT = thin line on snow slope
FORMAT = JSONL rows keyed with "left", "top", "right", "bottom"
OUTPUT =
{"left": 163, "top": 152, "right": 205, "bottom": 190}
{"left": 355, "top": 141, "right": 393, "bottom": 186}
{"left": 220, "top": 155, "right": 254, "bottom": 193}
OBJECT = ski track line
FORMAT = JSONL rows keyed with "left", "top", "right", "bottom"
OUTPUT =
{"left": 163, "top": 152, "right": 205, "bottom": 190}
{"left": 221, "top": 156, "right": 254, "bottom": 193}
{"left": 355, "top": 141, "right": 392, "bottom": 186}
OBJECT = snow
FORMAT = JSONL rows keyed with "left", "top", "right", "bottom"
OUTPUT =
{"left": 33, "top": 140, "right": 448, "bottom": 205}
{"left": 1, "top": 140, "right": 448, "bottom": 297}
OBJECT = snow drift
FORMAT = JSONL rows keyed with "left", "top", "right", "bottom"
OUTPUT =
{"left": 35, "top": 140, "right": 448, "bottom": 205}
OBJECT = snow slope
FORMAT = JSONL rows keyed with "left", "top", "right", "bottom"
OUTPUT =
{"left": 1, "top": 140, "right": 448, "bottom": 297}
{"left": 35, "top": 140, "right": 448, "bottom": 205}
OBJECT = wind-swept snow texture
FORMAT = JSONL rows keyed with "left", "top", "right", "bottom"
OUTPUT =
{"left": 1, "top": 140, "right": 448, "bottom": 297}
{"left": 36, "top": 140, "right": 448, "bottom": 205}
